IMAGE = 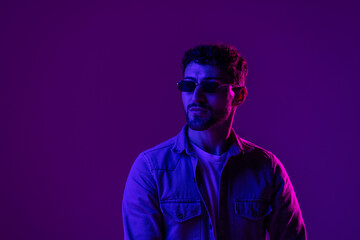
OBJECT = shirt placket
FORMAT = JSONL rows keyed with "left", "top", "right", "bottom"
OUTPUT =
{"left": 192, "top": 155, "right": 217, "bottom": 240}
{"left": 218, "top": 152, "right": 242, "bottom": 240}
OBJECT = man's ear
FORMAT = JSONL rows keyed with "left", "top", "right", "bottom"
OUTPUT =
{"left": 232, "top": 86, "right": 247, "bottom": 106}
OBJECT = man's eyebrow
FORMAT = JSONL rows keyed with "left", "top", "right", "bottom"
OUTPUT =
{"left": 184, "top": 77, "right": 222, "bottom": 81}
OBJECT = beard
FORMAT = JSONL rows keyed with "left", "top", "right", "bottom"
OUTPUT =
{"left": 185, "top": 103, "right": 229, "bottom": 131}
{"left": 186, "top": 112, "right": 217, "bottom": 131}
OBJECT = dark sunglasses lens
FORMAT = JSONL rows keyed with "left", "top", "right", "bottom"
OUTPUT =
{"left": 178, "top": 81, "right": 196, "bottom": 92}
{"left": 201, "top": 82, "right": 220, "bottom": 93}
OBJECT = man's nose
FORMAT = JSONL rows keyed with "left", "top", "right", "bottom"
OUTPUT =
{"left": 192, "top": 84, "right": 206, "bottom": 103}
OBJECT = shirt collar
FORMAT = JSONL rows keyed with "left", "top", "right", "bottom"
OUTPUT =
{"left": 171, "top": 125, "right": 248, "bottom": 156}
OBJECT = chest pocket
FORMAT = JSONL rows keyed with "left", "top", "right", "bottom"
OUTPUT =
{"left": 160, "top": 200, "right": 202, "bottom": 239}
{"left": 234, "top": 199, "right": 272, "bottom": 221}
{"left": 160, "top": 200, "right": 201, "bottom": 222}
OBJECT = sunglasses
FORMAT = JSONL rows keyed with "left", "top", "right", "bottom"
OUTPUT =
{"left": 177, "top": 80, "right": 238, "bottom": 93}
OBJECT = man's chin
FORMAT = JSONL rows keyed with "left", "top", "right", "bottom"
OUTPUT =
{"left": 188, "top": 125, "right": 207, "bottom": 131}
{"left": 186, "top": 113, "right": 217, "bottom": 131}
{"left": 187, "top": 120, "right": 213, "bottom": 131}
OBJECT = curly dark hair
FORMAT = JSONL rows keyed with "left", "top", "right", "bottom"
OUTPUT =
{"left": 181, "top": 43, "right": 248, "bottom": 86}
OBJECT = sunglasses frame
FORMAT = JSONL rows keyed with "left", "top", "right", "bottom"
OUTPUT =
{"left": 177, "top": 80, "right": 240, "bottom": 93}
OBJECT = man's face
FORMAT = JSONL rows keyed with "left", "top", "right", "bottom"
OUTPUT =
{"left": 182, "top": 61, "right": 237, "bottom": 131}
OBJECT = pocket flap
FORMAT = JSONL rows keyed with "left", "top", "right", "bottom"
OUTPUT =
{"left": 234, "top": 199, "right": 272, "bottom": 221}
{"left": 160, "top": 201, "right": 201, "bottom": 223}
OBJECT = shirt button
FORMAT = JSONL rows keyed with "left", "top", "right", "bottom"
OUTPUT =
{"left": 209, "top": 224, "right": 212, "bottom": 230}
{"left": 251, "top": 209, "right": 257, "bottom": 216}
{"left": 176, "top": 212, "right": 183, "bottom": 219}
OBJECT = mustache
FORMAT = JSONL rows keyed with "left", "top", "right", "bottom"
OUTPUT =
{"left": 187, "top": 103, "right": 211, "bottom": 111}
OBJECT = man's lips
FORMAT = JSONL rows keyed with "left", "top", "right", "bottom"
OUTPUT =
{"left": 189, "top": 107, "right": 208, "bottom": 112}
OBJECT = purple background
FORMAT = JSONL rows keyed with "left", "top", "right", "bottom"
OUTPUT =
{"left": 1, "top": 0, "right": 359, "bottom": 239}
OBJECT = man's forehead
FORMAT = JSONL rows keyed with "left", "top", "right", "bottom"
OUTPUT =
{"left": 184, "top": 62, "right": 232, "bottom": 82}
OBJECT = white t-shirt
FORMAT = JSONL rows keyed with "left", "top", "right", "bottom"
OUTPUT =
{"left": 191, "top": 143, "right": 228, "bottom": 239}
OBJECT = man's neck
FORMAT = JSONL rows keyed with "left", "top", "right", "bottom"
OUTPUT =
{"left": 187, "top": 122, "right": 233, "bottom": 156}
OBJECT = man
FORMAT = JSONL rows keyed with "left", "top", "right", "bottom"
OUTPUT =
{"left": 122, "top": 43, "right": 306, "bottom": 239}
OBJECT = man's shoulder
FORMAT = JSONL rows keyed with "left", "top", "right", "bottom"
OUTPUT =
{"left": 238, "top": 137, "right": 272, "bottom": 156}
{"left": 137, "top": 136, "right": 180, "bottom": 171}
{"left": 142, "top": 136, "right": 177, "bottom": 155}
{"left": 237, "top": 136, "right": 281, "bottom": 168}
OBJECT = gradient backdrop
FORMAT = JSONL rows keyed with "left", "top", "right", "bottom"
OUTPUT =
{"left": 1, "top": 0, "right": 359, "bottom": 239}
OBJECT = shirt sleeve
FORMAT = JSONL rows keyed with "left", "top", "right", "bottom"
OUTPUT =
{"left": 122, "top": 153, "right": 163, "bottom": 240}
{"left": 266, "top": 154, "right": 307, "bottom": 240}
